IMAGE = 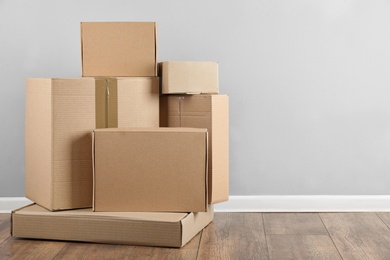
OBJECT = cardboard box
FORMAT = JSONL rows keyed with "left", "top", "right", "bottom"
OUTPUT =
{"left": 160, "top": 94, "right": 229, "bottom": 204}
{"left": 93, "top": 128, "right": 208, "bottom": 212}
{"left": 25, "top": 77, "right": 159, "bottom": 211}
{"left": 12, "top": 204, "right": 213, "bottom": 248}
{"left": 81, "top": 22, "right": 157, "bottom": 77}
{"left": 160, "top": 61, "right": 219, "bottom": 94}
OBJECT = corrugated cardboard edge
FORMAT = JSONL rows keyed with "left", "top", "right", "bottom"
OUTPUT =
{"left": 10, "top": 203, "right": 35, "bottom": 237}
{"left": 80, "top": 23, "right": 85, "bottom": 76}
{"left": 204, "top": 132, "right": 209, "bottom": 211}
{"left": 180, "top": 205, "right": 214, "bottom": 247}
{"left": 154, "top": 23, "right": 158, "bottom": 76}
{"left": 50, "top": 79, "right": 55, "bottom": 210}
{"left": 92, "top": 131, "right": 96, "bottom": 211}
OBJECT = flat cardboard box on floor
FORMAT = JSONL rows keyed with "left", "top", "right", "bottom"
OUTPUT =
{"left": 160, "top": 94, "right": 229, "bottom": 204}
{"left": 25, "top": 77, "right": 159, "bottom": 211}
{"left": 12, "top": 204, "right": 213, "bottom": 248}
{"left": 93, "top": 128, "right": 208, "bottom": 212}
{"left": 160, "top": 61, "right": 219, "bottom": 94}
{"left": 81, "top": 22, "right": 157, "bottom": 77}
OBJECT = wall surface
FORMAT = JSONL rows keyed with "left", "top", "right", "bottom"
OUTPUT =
{"left": 1, "top": 0, "right": 390, "bottom": 197}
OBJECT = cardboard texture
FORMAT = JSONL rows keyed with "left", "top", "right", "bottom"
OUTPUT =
{"left": 81, "top": 22, "right": 157, "bottom": 77}
{"left": 25, "top": 77, "right": 159, "bottom": 211}
{"left": 160, "top": 94, "right": 229, "bottom": 204}
{"left": 160, "top": 61, "right": 219, "bottom": 94}
{"left": 93, "top": 128, "right": 208, "bottom": 212}
{"left": 11, "top": 204, "right": 214, "bottom": 248}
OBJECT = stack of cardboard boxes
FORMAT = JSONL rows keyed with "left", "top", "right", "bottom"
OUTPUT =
{"left": 11, "top": 22, "right": 229, "bottom": 248}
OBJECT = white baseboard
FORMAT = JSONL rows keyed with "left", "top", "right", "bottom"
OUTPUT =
{"left": 1, "top": 196, "right": 389, "bottom": 213}
{"left": 214, "top": 195, "right": 390, "bottom": 212}
{"left": 0, "top": 197, "right": 32, "bottom": 213}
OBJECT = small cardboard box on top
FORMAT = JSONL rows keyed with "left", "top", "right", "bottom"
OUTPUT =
{"left": 12, "top": 204, "right": 214, "bottom": 247}
{"left": 160, "top": 94, "right": 229, "bottom": 204}
{"left": 25, "top": 77, "right": 159, "bottom": 211}
{"left": 81, "top": 22, "right": 157, "bottom": 77}
{"left": 93, "top": 127, "right": 208, "bottom": 213}
{"left": 160, "top": 61, "right": 219, "bottom": 94}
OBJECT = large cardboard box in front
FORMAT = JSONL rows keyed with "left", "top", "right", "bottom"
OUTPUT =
{"left": 12, "top": 204, "right": 214, "bottom": 248}
{"left": 93, "top": 128, "right": 208, "bottom": 212}
{"left": 160, "top": 61, "right": 219, "bottom": 94}
{"left": 25, "top": 77, "right": 159, "bottom": 211}
{"left": 160, "top": 94, "right": 229, "bottom": 204}
{"left": 81, "top": 22, "right": 157, "bottom": 77}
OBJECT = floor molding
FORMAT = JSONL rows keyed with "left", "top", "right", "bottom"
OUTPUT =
{"left": 214, "top": 195, "right": 390, "bottom": 212}
{"left": 0, "top": 197, "right": 32, "bottom": 213}
{"left": 1, "top": 196, "right": 390, "bottom": 213}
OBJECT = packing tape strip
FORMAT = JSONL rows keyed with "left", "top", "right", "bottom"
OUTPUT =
{"left": 95, "top": 78, "right": 118, "bottom": 129}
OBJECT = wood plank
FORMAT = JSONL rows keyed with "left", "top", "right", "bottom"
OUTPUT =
{"left": 376, "top": 212, "right": 390, "bottom": 229}
{"left": 0, "top": 214, "right": 11, "bottom": 244}
{"left": 263, "top": 213, "right": 328, "bottom": 235}
{"left": 0, "top": 214, "right": 10, "bottom": 222}
{"left": 126, "top": 231, "right": 201, "bottom": 260}
{"left": 0, "top": 238, "right": 66, "bottom": 259}
{"left": 53, "top": 231, "right": 202, "bottom": 260}
{"left": 267, "top": 234, "right": 342, "bottom": 259}
{"left": 320, "top": 213, "right": 390, "bottom": 259}
{"left": 0, "top": 227, "right": 10, "bottom": 245}
{"left": 263, "top": 213, "right": 341, "bottom": 259}
{"left": 197, "top": 213, "right": 268, "bottom": 259}
{"left": 53, "top": 243, "right": 131, "bottom": 260}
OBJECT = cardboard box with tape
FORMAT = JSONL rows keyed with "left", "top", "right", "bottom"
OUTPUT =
{"left": 160, "top": 94, "right": 229, "bottom": 204}
{"left": 25, "top": 77, "right": 159, "bottom": 211}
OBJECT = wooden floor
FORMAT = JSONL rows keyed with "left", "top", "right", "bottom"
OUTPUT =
{"left": 1, "top": 212, "right": 390, "bottom": 259}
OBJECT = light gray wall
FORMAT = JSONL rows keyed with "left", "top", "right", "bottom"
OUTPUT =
{"left": 1, "top": 0, "right": 390, "bottom": 196}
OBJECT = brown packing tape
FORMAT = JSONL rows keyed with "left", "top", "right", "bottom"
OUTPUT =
{"left": 170, "top": 95, "right": 212, "bottom": 126}
{"left": 95, "top": 79, "right": 106, "bottom": 128}
{"left": 95, "top": 78, "right": 118, "bottom": 129}
{"left": 107, "top": 78, "right": 118, "bottom": 128}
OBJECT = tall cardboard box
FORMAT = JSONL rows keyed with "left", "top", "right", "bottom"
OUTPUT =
{"left": 12, "top": 204, "right": 214, "bottom": 247}
{"left": 93, "top": 128, "right": 208, "bottom": 212}
{"left": 160, "top": 94, "right": 229, "bottom": 203}
{"left": 160, "top": 61, "right": 219, "bottom": 94}
{"left": 25, "top": 77, "right": 159, "bottom": 211}
{"left": 81, "top": 22, "right": 157, "bottom": 77}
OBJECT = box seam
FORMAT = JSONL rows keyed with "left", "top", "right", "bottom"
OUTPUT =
{"left": 50, "top": 80, "right": 55, "bottom": 210}
{"left": 205, "top": 132, "right": 209, "bottom": 211}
